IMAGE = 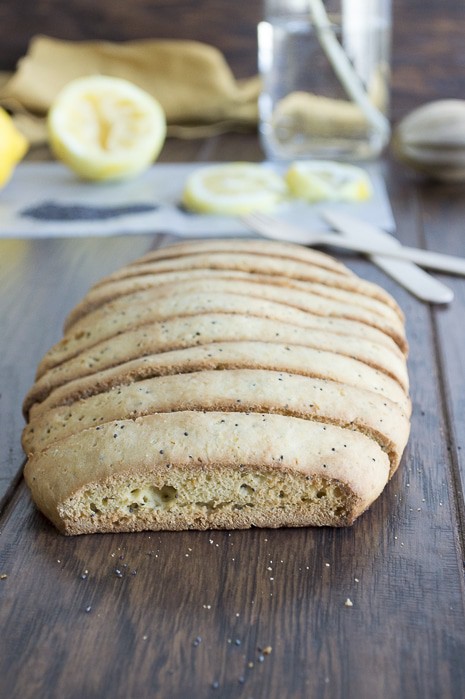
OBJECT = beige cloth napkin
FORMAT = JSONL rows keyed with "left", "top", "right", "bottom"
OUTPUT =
{"left": 0, "top": 35, "right": 260, "bottom": 145}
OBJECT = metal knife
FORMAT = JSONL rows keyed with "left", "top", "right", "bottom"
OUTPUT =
{"left": 322, "top": 210, "right": 454, "bottom": 304}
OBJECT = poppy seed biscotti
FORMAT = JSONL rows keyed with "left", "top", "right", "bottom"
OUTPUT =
{"left": 23, "top": 238, "right": 410, "bottom": 534}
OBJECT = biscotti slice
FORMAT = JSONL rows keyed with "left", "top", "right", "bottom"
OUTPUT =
{"left": 23, "top": 411, "right": 391, "bottom": 534}
{"left": 65, "top": 267, "right": 402, "bottom": 332}
{"left": 23, "top": 237, "right": 410, "bottom": 534}
{"left": 28, "top": 313, "right": 408, "bottom": 407}
{"left": 124, "top": 238, "right": 353, "bottom": 276}
{"left": 37, "top": 280, "right": 406, "bottom": 377}
{"left": 24, "top": 370, "right": 410, "bottom": 475}
{"left": 97, "top": 249, "right": 399, "bottom": 309}
{"left": 65, "top": 278, "right": 404, "bottom": 341}
{"left": 24, "top": 340, "right": 411, "bottom": 419}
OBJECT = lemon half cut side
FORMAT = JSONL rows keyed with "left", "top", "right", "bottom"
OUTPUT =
{"left": 48, "top": 76, "right": 167, "bottom": 181}
{"left": 182, "top": 162, "right": 288, "bottom": 215}
{"left": 286, "top": 160, "right": 373, "bottom": 203}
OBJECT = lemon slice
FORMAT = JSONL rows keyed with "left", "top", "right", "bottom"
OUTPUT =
{"left": 0, "top": 107, "right": 28, "bottom": 188}
{"left": 286, "top": 160, "right": 372, "bottom": 203}
{"left": 182, "top": 162, "right": 287, "bottom": 215}
{"left": 48, "top": 76, "right": 166, "bottom": 181}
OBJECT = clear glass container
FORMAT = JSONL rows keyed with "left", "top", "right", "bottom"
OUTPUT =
{"left": 258, "top": 0, "right": 392, "bottom": 161}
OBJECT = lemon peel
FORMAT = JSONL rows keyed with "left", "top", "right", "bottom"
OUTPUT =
{"left": 182, "top": 162, "right": 287, "bottom": 215}
{"left": 47, "top": 76, "right": 166, "bottom": 181}
{"left": 286, "top": 160, "right": 372, "bottom": 203}
{"left": 0, "top": 108, "right": 28, "bottom": 188}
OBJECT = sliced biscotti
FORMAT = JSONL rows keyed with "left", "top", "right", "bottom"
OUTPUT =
{"left": 23, "top": 411, "right": 391, "bottom": 534}
{"left": 123, "top": 239, "right": 404, "bottom": 319}
{"left": 23, "top": 237, "right": 410, "bottom": 534}
{"left": 37, "top": 280, "right": 406, "bottom": 378}
{"left": 96, "top": 249, "right": 399, "bottom": 311}
{"left": 125, "top": 238, "right": 400, "bottom": 313}
{"left": 65, "top": 268, "right": 403, "bottom": 332}
{"left": 117, "top": 238, "right": 355, "bottom": 276}
{"left": 28, "top": 313, "right": 408, "bottom": 408}
{"left": 25, "top": 340, "right": 410, "bottom": 419}
{"left": 66, "top": 278, "right": 404, "bottom": 341}
{"left": 23, "top": 370, "right": 410, "bottom": 476}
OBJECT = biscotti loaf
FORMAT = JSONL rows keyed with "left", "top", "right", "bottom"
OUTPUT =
{"left": 23, "top": 238, "right": 410, "bottom": 534}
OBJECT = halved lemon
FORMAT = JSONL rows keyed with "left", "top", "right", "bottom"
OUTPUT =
{"left": 285, "top": 160, "right": 372, "bottom": 203}
{"left": 0, "top": 107, "right": 28, "bottom": 188}
{"left": 182, "top": 162, "right": 287, "bottom": 215}
{"left": 48, "top": 75, "right": 166, "bottom": 181}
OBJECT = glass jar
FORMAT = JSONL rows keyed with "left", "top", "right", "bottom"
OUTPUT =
{"left": 258, "top": 0, "right": 392, "bottom": 161}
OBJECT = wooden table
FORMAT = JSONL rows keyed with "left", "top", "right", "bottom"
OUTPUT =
{"left": 1, "top": 2, "right": 465, "bottom": 697}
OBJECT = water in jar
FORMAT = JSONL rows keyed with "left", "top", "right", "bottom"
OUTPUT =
{"left": 258, "top": 7, "right": 391, "bottom": 160}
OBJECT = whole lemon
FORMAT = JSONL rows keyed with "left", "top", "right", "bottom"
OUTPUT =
{"left": 0, "top": 108, "right": 28, "bottom": 187}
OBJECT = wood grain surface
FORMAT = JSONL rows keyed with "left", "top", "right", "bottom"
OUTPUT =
{"left": 1, "top": 1, "right": 465, "bottom": 698}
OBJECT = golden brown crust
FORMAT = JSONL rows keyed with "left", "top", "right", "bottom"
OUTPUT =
{"left": 24, "top": 340, "right": 411, "bottom": 419}
{"left": 64, "top": 268, "right": 403, "bottom": 332}
{"left": 24, "top": 370, "right": 409, "bottom": 476}
{"left": 91, "top": 249, "right": 401, "bottom": 313}
{"left": 24, "top": 411, "right": 390, "bottom": 534}
{"left": 39, "top": 281, "right": 406, "bottom": 378}
{"left": 29, "top": 313, "right": 408, "bottom": 408}
{"left": 121, "top": 238, "right": 354, "bottom": 275}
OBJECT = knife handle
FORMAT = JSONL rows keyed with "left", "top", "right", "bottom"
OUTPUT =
{"left": 318, "top": 235, "right": 465, "bottom": 277}
{"left": 368, "top": 255, "right": 454, "bottom": 303}
{"left": 329, "top": 218, "right": 454, "bottom": 303}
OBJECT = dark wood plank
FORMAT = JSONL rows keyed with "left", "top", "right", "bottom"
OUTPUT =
{"left": 0, "top": 235, "right": 154, "bottom": 506}
{"left": 1, "top": 2, "right": 465, "bottom": 694}
{"left": 1, "top": 424, "right": 464, "bottom": 699}
{"left": 1, "top": 164, "right": 465, "bottom": 698}
{"left": 415, "top": 175, "right": 465, "bottom": 534}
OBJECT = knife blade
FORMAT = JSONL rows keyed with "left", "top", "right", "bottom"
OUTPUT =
{"left": 322, "top": 210, "right": 454, "bottom": 304}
